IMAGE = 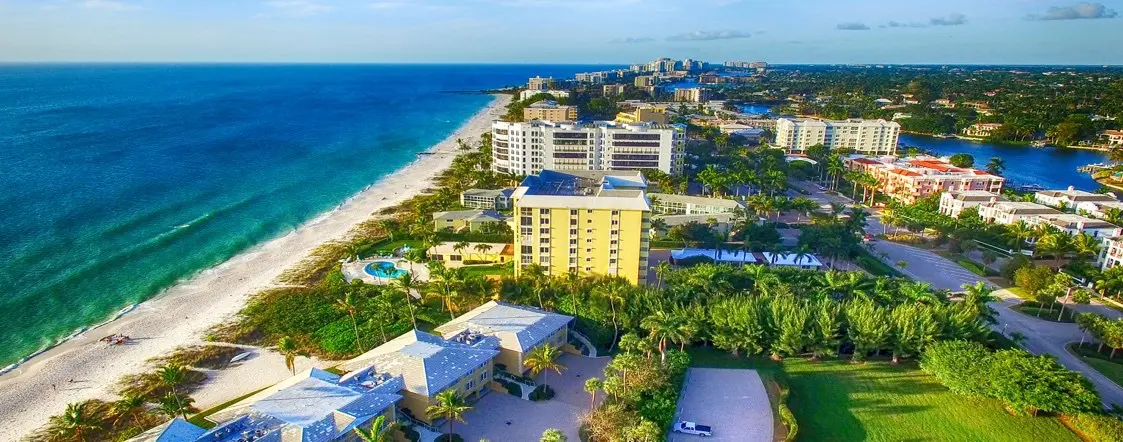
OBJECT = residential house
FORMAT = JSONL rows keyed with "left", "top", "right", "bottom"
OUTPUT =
{"left": 1076, "top": 200, "right": 1123, "bottom": 221}
{"left": 460, "top": 188, "right": 514, "bottom": 210}
{"left": 1101, "top": 130, "right": 1123, "bottom": 147}
{"left": 434, "top": 301, "right": 573, "bottom": 376}
{"left": 432, "top": 210, "right": 507, "bottom": 233}
{"left": 1097, "top": 236, "right": 1123, "bottom": 271}
{"left": 759, "top": 252, "right": 825, "bottom": 270}
{"left": 655, "top": 213, "right": 738, "bottom": 235}
{"left": 131, "top": 367, "right": 404, "bottom": 442}
{"left": 962, "top": 123, "right": 1002, "bottom": 138}
{"left": 938, "top": 190, "right": 1008, "bottom": 218}
{"left": 523, "top": 100, "right": 578, "bottom": 122}
{"left": 1034, "top": 214, "right": 1122, "bottom": 239}
{"left": 338, "top": 330, "right": 500, "bottom": 425}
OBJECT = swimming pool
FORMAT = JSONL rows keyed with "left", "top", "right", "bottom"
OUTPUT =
{"left": 364, "top": 260, "right": 407, "bottom": 279}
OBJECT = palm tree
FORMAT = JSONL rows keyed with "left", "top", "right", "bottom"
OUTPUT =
{"left": 985, "top": 157, "right": 1006, "bottom": 175}
{"left": 1104, "top": 207, "right": 1123, "bottom": 225}
{"left": 1037, "top": 232, "right": 1075, "bottom": 266}
{"left": 111, "top": 394, "right": 147, "bottom": 427}
{"left": 1007, "top": 220, "right": 1035, "bottom": 250}
{"left": 453, "top": 240, "right": 470, "bottom": 260}
{"left": 425, "top": 264, "right": 462, "bottom": 320}
{"left": 641, "top": 311, "right": 683, "bottom": 362}
{"left": 648, "top": 217, "right": 669, "bottom": 239}
{"left": 278, "top": 336, "right": 299, "bottom": 375}
{"left": 158, "top": 363, "right": 188, "bottom": 418}
{"left": 51, "top": 401, "right": 99, "bottom": 441}
{"left": 595, "top": 279, "right": 630, "bottom": 351}
{"left": 1073, "top": 233, "right": 1102, "bottom": 263}
{"left": 353, "top": 415, "right": 400, "bottom": 442}
{"left": 584, "top": 377, "right": 602, "bottom": 410}
{"left": 473, "top": 243, "right": 494, "bottom": 262}
{"left": 525, "top": 344, "right": 565, "bottom": 388}
{"left": 334, "top": 293, "right": 364, "bottom": 353}
{"left": 157, "top": 392, "right": 194, "bottom": 420}
{"left": 393, "top": 272, "right": 422, "bottom": 327}
{"left": 426, "top": 390, "right": 472, "bottom": 439}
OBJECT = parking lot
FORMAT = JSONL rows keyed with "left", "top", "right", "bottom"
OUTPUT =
{"left": 669, "top": 368, "right": 773, "bottom": 442}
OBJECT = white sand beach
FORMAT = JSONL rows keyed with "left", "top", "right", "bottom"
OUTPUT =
{"left": 0, "top": 94, "right": 509, "bottom": 440}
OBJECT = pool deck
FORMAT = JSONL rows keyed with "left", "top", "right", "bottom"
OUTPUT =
{"left": 341, "top": 258, "right": 429, "bottom": 287}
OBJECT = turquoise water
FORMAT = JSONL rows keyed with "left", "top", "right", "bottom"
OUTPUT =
{"left": 364, "top": 261, "right": 407, "bottom": 279}
{"left": 0, "top": 64, "right": 602, "bottom": 367}
{"left": 899, "top": 134, "right": 1106, "bottom": 191}
{"left": 740, "top": 104, "right": 772, "bottom": 115}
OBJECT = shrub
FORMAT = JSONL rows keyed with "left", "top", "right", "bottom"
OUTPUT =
{"left": 529, "top": 384, "right": 555, "bottom": 401}
{"left": 151, "top": 345, "right": 244, "bottom": 370}
{"left": 956, "top": 259, "right": 988, "bottom": 277}
{"left": 920, "top": 341, "right": 999, "bottom": 398}
{"left": 434, "top": 434, "right": 465, "bottom": 442}
{"left": 1000, "top": 254, "right": 1032, "bottom": 280}
{"left": 500, "top": 379, "right": 522, "bottom": 396}
{"left": 402, "top": 426, "right": 421, "bottom": 442}
{"left": 1065, "top": 413, "right": 1123, "bottom": 441}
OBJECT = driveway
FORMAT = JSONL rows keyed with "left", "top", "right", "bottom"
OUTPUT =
{"left": 669, "top": 368, "right": 773, "bottom": 442}
{"left": 457, "top": 354, "right": 610, "bottom": 442}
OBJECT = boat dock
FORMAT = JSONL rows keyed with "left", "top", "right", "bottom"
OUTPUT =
{"left": 1078, "top": 162, "right": 1113, "bottom": 173}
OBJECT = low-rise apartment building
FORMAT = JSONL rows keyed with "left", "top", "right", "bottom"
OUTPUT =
{"left": 1035, "top": 186, "right": 1118, "bottom": 209}
{"left": 435, "top": 301, "right": 573, "bottom": 375}
{"left": 519, "top": 89, "right": 570, "bottom": 102}
{"left": 847, "top": 156, "right": 1006, "bottom": 204}
{"left": 527, "top": 76, "right": 556, "bottom": 91}
{"left": 774, "top": 118, "right": 900, "bottom": 155}
{"left": 603, "top": 84, "right": 627, "bottom": 96}
{"left": 634, "top": 76, "right": 655, "bottom": 88}
{"left": 674, "top": 87, "right": 711, "bottom": 103}
{"left": 976, "top": 201, "right": 1060, "bottom": 225}
{"left": 491, "top": 120, "right": 685, "bottom": 176}
{"left": 339, "top": 330, "right": 500, "bottom": 424}
{"left": 512, "top": 170, "right": 651, "bottom": 285}
{"left": 938, "top": 190, "right": 1008, "bottom": 218}
{"left": 648, "top": 192, "right": 746, "bottom": 215}
{"left": 460, "top": 188, "right": 514, "bottom": 210}
{"left": 1098, "top": 236, "right": 1123, "bottom": 270}
{"left": 427, "top": 242, "right": 512, "bottom": 266}
{"left": 962, "top": 123, "right": 1002, "bottom": 138}
{"left": 1076, "top": 200, "right": 1123, "bottom": 220}
{"left": 433, "top": 210, "right": 507, "bottom": 232}
{"left": 1035, "top": 214, "right": 1122, "bottom": 239}
{"left": 523, "top": 100, "right": 578, "bottom": 122}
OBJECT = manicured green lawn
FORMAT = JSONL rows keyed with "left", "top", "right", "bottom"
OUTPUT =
{"left": 1012, "top": 301, "right": 1077, "bottom": 323}
{"left": 688, "top": 347, "right": 1079, "bottom": 442}
{"left": 371, "top": 239, "right": 424, "bottom": 255}
{"left": 1069, "top": 343, "right": 1123, "bottom": 388}
{"left": 461, "top": 264, "right": 511, "bottom": 278}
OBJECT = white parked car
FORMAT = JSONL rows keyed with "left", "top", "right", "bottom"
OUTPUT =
{"left": 672, "top": 421, "right": 713, "bottom": 437}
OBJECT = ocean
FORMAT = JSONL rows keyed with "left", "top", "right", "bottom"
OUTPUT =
{"left": 0, "top": 64, "right": 604, "bottom": 367}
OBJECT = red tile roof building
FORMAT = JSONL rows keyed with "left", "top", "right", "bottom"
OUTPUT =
{"left": 846, "top": 155, "right": 1006, "bottom": 204}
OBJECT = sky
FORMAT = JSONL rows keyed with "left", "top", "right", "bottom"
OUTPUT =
{"left": 0, "top": 0, "right": 1120, "bottom": 64}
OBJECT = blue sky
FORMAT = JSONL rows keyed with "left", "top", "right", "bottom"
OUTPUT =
{"left": 0, "top": 0, "right": 1119, "bottom": 64}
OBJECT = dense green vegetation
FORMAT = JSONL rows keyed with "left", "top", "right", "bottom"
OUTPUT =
{"left": 688, "top": 347, "right": 1080, "bottom": 441}
{"left": 717, "top": 66, "right": 1123, "bottom": 145}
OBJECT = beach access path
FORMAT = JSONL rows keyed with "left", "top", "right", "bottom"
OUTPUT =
{"left": 0, "top": 95, "right": 510, "bottom": 440}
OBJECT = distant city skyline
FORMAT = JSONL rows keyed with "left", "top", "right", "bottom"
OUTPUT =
{"left": 0, "top": 0, "right": 1121, "bottom": 65}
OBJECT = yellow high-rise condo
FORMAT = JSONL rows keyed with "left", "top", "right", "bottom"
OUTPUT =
{"left": 511, "top": 170, "right": 652, "bottom": 285}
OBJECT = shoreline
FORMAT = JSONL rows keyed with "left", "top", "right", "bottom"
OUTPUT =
{"left": 0, "top": 93, "right": 510, "bottom": 440}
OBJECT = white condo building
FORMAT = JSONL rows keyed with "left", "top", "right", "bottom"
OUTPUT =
{"left": 774, "top": 118, "right": 900, "bottom": 155}
{"left": 492, "top": 120, "right": 685, "bottom": 176}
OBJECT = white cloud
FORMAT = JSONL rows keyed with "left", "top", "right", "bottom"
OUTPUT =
{"left": 1027, "top": 2, "right": 1118, "bottom": 20}
{"left": 610, "top": 36, "right": 655, "bottom": 44}
{"left": 266, "top": 0, "right": 335, "bottom": 17}
{"left": 930, "top": 13, "right": 967, "bottom": 26}
{"left": 666, "top": 30, "right": 751, "bottom": 41}
{"left": 836, "top": 22, "right": 870, "bottom": 31}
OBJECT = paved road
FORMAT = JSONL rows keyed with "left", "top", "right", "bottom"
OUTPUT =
{"left": 992, "top": 289, "right": 1123, "bottom": 408}
{"left": 792, "top": 180, "right": 1123, "bottom": 408}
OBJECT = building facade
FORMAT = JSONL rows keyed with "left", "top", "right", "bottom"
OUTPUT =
{"left": 648, "top": 192, "right": 746, "bottom": 215}
{"left": 673, "top": 87, "right": 711, "bottom": 103}
{"left": 1098, "top": 236, "right": 1123, "bottom": 271}
{"left": 491, "top": 120, "right": 685, "bottom": 176}
{"left": 527, "top": 76, "right": 556, "bottom": 91}
{"left": 962, "top": 123, "right": 1002, "bottom": 138}
{"left": 773, "top": 118, "right": 900, "bottom": 155}
{"left": 976, "top": 201, "right": 1060, "bottom": 225}
{"left": 460, "top": 188, "right": 514, "bottom": 210}
{"left": 938, "top": 190, "right": 1007, "bottom": 218}
{"left": 518, "top": 89, "right": 570, "bottom": 102}
{"left": 523, "top": 101, "right": 578, "bottom": 122}
{"left": 847, "top": 156, "right": 1005, "bottom": 204}
{"left": 1035, "top": 186, "right": 1119, "bottom": 209}
{"left": 511, "top": 170, "right": 651, "bottom": 285}
{"left": 603, "top": 84, "right": 627, "bottom": 96}
{"left": 1101, "top": 130, "right": 1123, "bottom": 146}
{"left": 615, "top": 106, "right": 669, "bottom": 124}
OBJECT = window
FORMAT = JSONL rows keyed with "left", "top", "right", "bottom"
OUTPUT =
{"left": 521, "top": 245, "right": 533, "bottom": 254}
{"left": 540, "top": 247, "right": 550, "bottom": 254}
{"left": 540, "top": 228, "right": 550, "bottom": 235}
{"left": 466, "top": 380, "right": 475, "bottom": 390}
{"left": 540, "top": 208, "right": 550, "bottom": 215}
{"left": 480, "top": 372, "right": 487, "bottom": 381}
{"left": 570, "top": 210, "right": 578, "bottom": 216}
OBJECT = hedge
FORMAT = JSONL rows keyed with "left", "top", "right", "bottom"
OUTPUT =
{"left": 1064, "top": 413, "right": 1123, "bottom": 441}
